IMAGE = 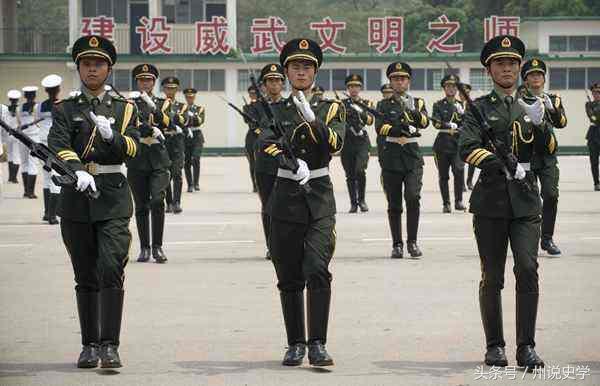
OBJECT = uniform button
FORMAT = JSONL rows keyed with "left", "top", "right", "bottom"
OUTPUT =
{"left": 91, "top": 147, "right": 95, "bottom": 152}
{"left": 301, "top": 134, "right": 306, "bottom": 140}
{"left": 301, "top": 149, "right": 307, "bottom": 154}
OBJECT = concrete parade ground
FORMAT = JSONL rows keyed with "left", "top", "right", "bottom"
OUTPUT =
{"left": 0, "top": 155, "right": 598, "bottom": 386}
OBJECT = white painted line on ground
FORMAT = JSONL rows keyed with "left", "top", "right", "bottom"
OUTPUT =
{"left": 164, "top": 240, "right": 256, "bottom": 245}
{"left": 0, "top": 243, "right": 34, "bottom": 248}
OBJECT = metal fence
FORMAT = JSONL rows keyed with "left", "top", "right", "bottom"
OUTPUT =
{"left": 1, "top": 28, "right": 69, "bottom": 54}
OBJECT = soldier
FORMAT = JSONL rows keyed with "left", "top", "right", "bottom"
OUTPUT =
{"left": 48, "top": 35, "right": 140, "bottom": 369}
{"left": 586, "top": 82, "right": 600, "bottom": 191}
{"left": 243, "top": 85, "right": 260, "bottom": 192}
{"left": 341, "top": 74, "right": 374, "bottom": 213}
{"left": 254, "top": 63, "right": 286, "bottom": 260}
{"left": 522, "top": 58, "right": 567, "bottom": 256}
{"left": 459, "top": 83, "right": 478, "bottom": 190}
{"left": 127, "top": 64, "right": 171, "bottom": 264}
{"left": 4, "top": 90, "right": 21, "bottom": 183}
{"left": 19, "top": 85, "right": 40, "bottom": 198}
{"left": 459, "top": 35, "right": 552, "bottom": 371}
{"left": 432, "top": 74, "right": 467, "bottom": 213}
{"left": 380, "top": 83, "right": 394, "bottom": 100}
{"left": 38, "top": 74, "right": 63, "bottom": 224}
{"left": 162, "top": 77, "right": 187, "bottom": 213}
{"left": 182, "top": 88, "right": 205, "bottom": 192}
{"left": 261, "top": 38, "right": 345, "bottom": 367}
{"left": 375, "top": 84, "right": 394, "bottom": 159}
{"left": 375, "top": 62, "right": 429, "bottom": 259}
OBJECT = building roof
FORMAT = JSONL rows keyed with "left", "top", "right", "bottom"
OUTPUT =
{"left": 522, "top": 16, "right": 600, "bottom": 22}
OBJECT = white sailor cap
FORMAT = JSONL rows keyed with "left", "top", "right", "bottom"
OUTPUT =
{"left": 41, "top": 74, "right": 62, "bottom": 88}
{"left": 22, "top": 86, "right": 38, "bottom": 93}
{"left": 69, "top": 90, "right": 82, "bottom": 98}
{"left": 7, "top": 89, "right": 21, "bottom": 99}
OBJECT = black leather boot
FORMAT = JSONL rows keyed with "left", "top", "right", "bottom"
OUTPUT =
{"left": 540, "top": 238, "right": 561, "bottom": 257}
{"left": 8, "top": 162, "right": 18, "bottom": 183}
{"left": 280, "top": 291, "right": 307, "bottom": 366}
{"left": 76, "top": 291, "right": 100, "bottom": 368}
{"left": 406, "top": 241, "right": 422, "bottom": 258}
{"left": 165, "top": 185, "right": 173, "bottom": 212}
{"left": 48, "top": 193, "right": 59, "bottom": 224}
{"left": 193, "top": 158, "right": 201, "bottom": 190}
{"left": 455, "top": 201, "right": 467, "bottom": 212}
{"left": 27, "top": 174, "right": 38, "bottom": 198}
{"left": 99, "top": 288, "right": 124, "bottom": 368}
{"left": 135, "top": 214, "right": 150, "bottom": 262}
{"left": 406, "top": 202, "right": 421, "bottom": 258}
{"left": 516, "top": 292, "right": 544, "bottom": 371}
{"left": 443, "top": 203, "right": 452, "bottom": 213}
{"left": 152, "top": 204, "right": 166, "bottom": 250}
{"left": 346, "top": 179, "right": 358, "bottom": 213}
{"left": 173, "top": 178, "right": 183, "bottom": 209}
{"left": 22, "top": 172, "right": 28, "bottom": 197}
{"left": 43, "top": 189, "right": 50, "bottom": 221}
{"left": 184, "top": 164, "right": 194, "bottom": 192}
{"left": 479, "top": 288, "right": 508, "bottom": 367}
{"left": 357, "top": 173, "right": 368, "bottom": 212}
{"left": 153, "top": 246, "right": 168, "bottom": 263}
{"left": 388, "top": 211, "right": 403, "bottom": 259}
{"left": 173, "top": 202, "right": 183, "bottom": 214}
{"left": 307, "top": 288, "right": 333, "bottom": 366}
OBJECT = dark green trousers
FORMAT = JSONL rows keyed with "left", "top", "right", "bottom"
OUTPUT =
{"left": 533, "top": 165, "right": 559, "bottom": 241}
{"left": 61, "top": 217, "right": 131, "bottom": 292}
{"left": 270, "top": 215, "right": 335, "bottom": 292}
{"left": 256, "top": 172, "right": 277, "bottom": 249}
{"left": 589, "top": 140, "right": 600, "bottom": 185}
{"left": 381, "top": 167, "right": 423, "bottom": 243}
{"left": 434, "top": 151, "right": 464, "bottom": 205}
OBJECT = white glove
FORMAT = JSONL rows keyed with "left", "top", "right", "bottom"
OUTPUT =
{"left": 455, "top": 102, "right": 465, "bottom": 115}
{"left": 188, "top": 111, "right": 194, "bottom": 118}
{"left": 292, "top": 91, "right": 316, "bottom": 122}
{"left": 448, "top": 122, "right": 458, "bottom": 133}
{"left": 401, "top": 95, "right": 415, "bottom": 110}
{"left": 140, "top": 92, "right": 157, "bottom": 110}
{"left": 75, "top": 170, "right": 97, "bottom": 192}
{"left": 175, "top": 125, "right": 183, "bottom": 134}
{"left": 292, "top": 159, "right": 310, "bottom": 185}
{"left": 517, "top": 98, "right": 545, "bottom": 125}
{"left": 514, "top": 163, "right": 526, "bottom": 180}
{"left": 187, "top": 129, "right": 193, "bottom": 138}
{"left": 543, "top": 94, "right": 555, "bottom": 112}
{"left": 351, "top": 104, "right": 363, "bottom": 114}
{"left": 89, "top": 111, "right": 113, "bottom": 141}
{"left": 151, "top": 126, "right": 164, "bottom": 140}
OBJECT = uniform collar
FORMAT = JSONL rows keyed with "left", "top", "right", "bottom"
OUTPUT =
{"left": 80, "top": 85, "right": 106, "bottom": 103}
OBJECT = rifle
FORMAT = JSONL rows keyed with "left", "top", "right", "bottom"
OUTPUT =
{"left": 445, "top": 61, "right": 530, "bottom": 191}
{"left": 218, "top": 96, "right": 259, "bottom": 126}
{"left": 343, "top": 92, "right": 413, "bottom": 137}
{"left": 236, "top": 50, "right": 309, "bottom": 193}
{"left": 0, "top": 117, "right": 100, "bottom": 199}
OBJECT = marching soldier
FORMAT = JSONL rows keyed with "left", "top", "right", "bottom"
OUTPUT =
{"left": 261, "top": 38, "right": 345, "bottom": 367}
{"left": 182, "top": 88, "right": 206, "bottom": 192}
{"left": 254, "top": 63, "right": 286, "bottom": 260}
{"left": 375, "top": 61, "right": 429, "bottom": 259}
{"left": 341, "top": 74, "right": 374, "bottom": 213}
{"left": 459, "top": 35, "right": 552, "bottom": 371}
{"left": 19, "top": 85, "right": 40, "bottom": 198}
{"left": 5, "top": 90, "right": 21, "bottom": 183}
{"left": 586, "top": 82, "right": 600, "bottom": 191}
{"left": 49, "top": 35, "right": 140, "bottom": 368}
{"left": 459, "top": 83, "right": 478, "bottom": 190}
{"left": 162, "top": 77, "right": 187, "bottom": 213}
{"left": 380, "top": 83, "right": 394, "bottom": 100}
{"left": 38, "top": 74, "right": 63, "bottom": 224}
{"left": 432, "top": 74, "right": 466, "bottom": 213}
{"left": 375, "top": 84, "right": 394, "bottom": 159}
{"left": 522, "top": 58, "right": 567, "bottom": 256}
{"left": 127, "top": 64, "right": 171, "bottom": 263}
{"left": 243, "top": 85, "right": 260, "bottom": 192}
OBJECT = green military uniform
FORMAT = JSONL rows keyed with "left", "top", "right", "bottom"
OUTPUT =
{"left": 263, "top": 38, "right": 345, "bottom": 367}
{"left": 458, "top": 35, "right": 550, "bottom": 370}
{"left": 375, "top": 62, "right": 429, "bottom": 259}
{"left": 243, "top": 86, "right": 260, "bottom": 192}
{"left": 310, "top": 85, "right": 324, "bottom": 105}
{"left": 521, "top": 58, "right": 567, "bottom": 256}
{"left": 376, "top": 83, "right": 394, "bottom": 159}
{"left": 161, "top": 77, "right": 187, "bottom": 214}
{"left": 49, "top": 35, "right": 140, "bottom": 369}
{"left": 253, "top": 64, "right": 285, "bottom": 259}
{"left": 432, "top": 74, "right": 466, "bottom": 212}
{"left": 585, "top": 82, "right": 600, "bottom": 190}
{"left": 182, "top": 88, "right": 206, "bottom": 192}
{"left": 127, "top": 64, "right": 171, "bottom": 263}
{"left": 341, "top": 74, "right": 374, "bottom": 213}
